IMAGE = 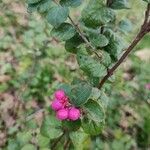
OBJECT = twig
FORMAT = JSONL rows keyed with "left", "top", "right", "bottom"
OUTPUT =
{"left": 98, "top": 4, "right": 150, "bottom": 89}
{"left": 64, "top": 139, "right": 70, "bottom": 150}
{"left": 68, "top": 16, "right": 95, "bottom": 50}
{"left": 68, "top": 16, "right": 103, "bottom": 58}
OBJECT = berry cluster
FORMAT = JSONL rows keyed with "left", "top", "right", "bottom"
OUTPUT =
{"left": 51, "top": 89, "right": 80, "bottom": 121}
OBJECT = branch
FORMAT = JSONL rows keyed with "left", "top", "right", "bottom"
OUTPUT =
{"left": 53, "top": 0, "right": 102, "bottom": 58}
{"left": 68, "top": 16, "right": 102, "bottom": 58}
{"left": 98, "top": 3, "right": 150, "bottom": 89}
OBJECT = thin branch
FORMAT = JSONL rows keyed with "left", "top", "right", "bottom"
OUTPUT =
{"left": 98, "top": 3, "right": 150, "bottom": 89}
{"left": 68, "top": 16, "right": 95, "bottom": 50}
{"left": 68, "top": 15, "right": 102, "bottom": 58}
{"left": 64, "top": 138, "right": 71, "bottom": 150}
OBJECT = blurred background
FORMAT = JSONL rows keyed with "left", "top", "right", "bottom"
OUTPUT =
{"left": 0, "top": 0, "right": 150, "bottom": 149}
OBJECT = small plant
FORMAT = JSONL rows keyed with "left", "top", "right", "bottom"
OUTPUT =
{"left": 26, "top": 0, "right": 150, "bottom": 149}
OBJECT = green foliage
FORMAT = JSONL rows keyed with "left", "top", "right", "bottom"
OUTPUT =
{"left": 37, "top": 134, "right": 50, "bottom": 148}
{"left": 83, "top": 100, "right": 105, "bottom": 122}
{"left": 60, "top": 0, "right": 82, "bottom": 7}
{"left": 17, "top": 131, "right": 32, "bottom": 146}
{"left": 118, "top": 19, "right": 132, "bottom": 33}
{"left": 69, "top": 131, "right": 89, "bottom": 149}
{"left": 21, "top": 144, "right": 36, "bottom": 150}
{"left": 104, "top": 29, "right": 126, "bottom": 60}
{"left": 82, "top": 118, "right": 104, "bottom": 135}
{"left": 51, "top": 23, "right": 76, "bottom": 41}
{"left": 47, "top": 6, "right": 69, "bottom": 27}
{"left": 62, "top": 120, "right": 81, "bottom": 131}
{"left": 65, "top": 33, "right": 83, "bottom": 53}
{"left": 69, "top": 81, "right": 92, "bottom": 106}
{"left": 82, "top": 0, "right": 115, "bottom": 27}
{"left": 88, "top": 33, "right": 109, "bottom": 47}
{"left": 77, "top": 50, "right": 106, "bottom": 78}
{"left": 143, "top": 0, "right": 150, "bottom": 3}
{"left": 27, "top": 0, "right": 41, "bottom": 4}
{"left": 40, "top": 116, "right": 63, "bottom": 139}
{"left": 109, "top": 0, "right": 130, "bottom": 9}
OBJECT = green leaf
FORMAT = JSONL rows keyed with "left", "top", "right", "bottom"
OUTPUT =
{"left": 27, "top": 3, "right": 40, "bottom": 12}
{"left": 82, "top": 0, "right": 115, "bottom": 28}
{"left": 7, "top": 139, "right": 20, "bottom": 150}
{"left": 88, "top": 33, "right": 109, "bottom": 47}
{"left": 77, "top": 50, "right": 107, "bottom": 78}
{"left": 21, "top": 144, "right": 36, "bottom": 150}
{"left": 90, "top": 87, "right": 101, "bottom": 100}
{"left": 38, "top": 0, "right": 56, "bottom": 13}
{"left": 109, "top": 0, "right": 130, "bottom": 9}
{"left": 98, "top": 91, "right": 109, "bottom": 109}
{"left": 143, "top": 0, "right": 150, "bottom": 3}
{"left": 89, "top": 76, "right": 100, "bottom": 87}
{"left": 83, "top": 100, "right": 105, "bottom": 122}
{"left": 38, "top": 134, "right": 50, "bottom": 148}
{"left": 118, "top": 19, "right": 132, "bottom": 33}
{"left": 51, "top": 23, "right": 76, "bottom": 41}
{"left": 62, "top": 120, "right": 81, "bottom": 131}
{"left": 60, "top": 0, "right": 82, "bottom": 7}
{"left": 69, "top": 81, "right": 92, "bottom": 106}
{"left": 104, "top": 29, "right": 126, "bottom": 61}
{"left": 27, "top": 0, "right": 56, "bottom": 13}
{"left": 40, "top": 116, "right": 63, "bottom": 139}
{"left": 82, "top": 118, "right": 104, "bottom": 135}
{"left": 65, "top": 34, "right": 83, "bottom": 53}
{"left": 58, "top": 83, "right": 72, "bottom": 95}
{"left": 89, "top": 88, "right": 109, "bottom": 108}
{"left": 17, "top": 131, "right": 32, "bottom": 146}
{"left": 25, "top": 119, "right": 38, "bottom": 129}
{"left": 27, "top": 0, "right": 41, "bottom": 4}
{"left": 47, "top": 6, "right": 69, "bottom": 27}
{"left": 69, "top": 131, "right": 89, "bottom": 150}
{"left": 100, "top": 51, "right": 111, "bottom": 67}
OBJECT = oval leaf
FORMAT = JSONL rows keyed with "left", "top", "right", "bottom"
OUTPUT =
{"left": 47, "top": 6, "right": 69, "bottom": 27}
{"left": 69, "top": 82, "right": 92, "bottom": 106}
{"left": 69, "top": 131, "right": 89, "bottom": 149}
{"left": 81, "top": 118, "right": 104, "bottom": 135}
{"left": 62, "top": 120, "right": 81, "bottom": 131}
{"left": 51, "top": 23, "right": 76, "bottom": 41}
{"left": 40, "top": 116, "right": 63, "bottom": 139}
{"left": 89, "top": 34, "right": 109, "bottom": 47}
{"left": 83, "top": 100, "right": 105, "bottom": 122}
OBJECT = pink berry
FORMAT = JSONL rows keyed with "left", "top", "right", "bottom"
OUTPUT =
{"left": 51, "top": 100, "right": 64, "bottom": 111}
{"left": 56, "top": 108, "right": 68, "bottom": 120}
{"left": 68, "top": 107, "right": 80, "bottom": 121}
{"left": 61, "top": 95, "right": 69, "bottom": 105}
{"left": 54, "top": 89, "right": 65, "bottom": 100}
{"left": 145, "top": 83, "right": 150, "bottom": 90}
